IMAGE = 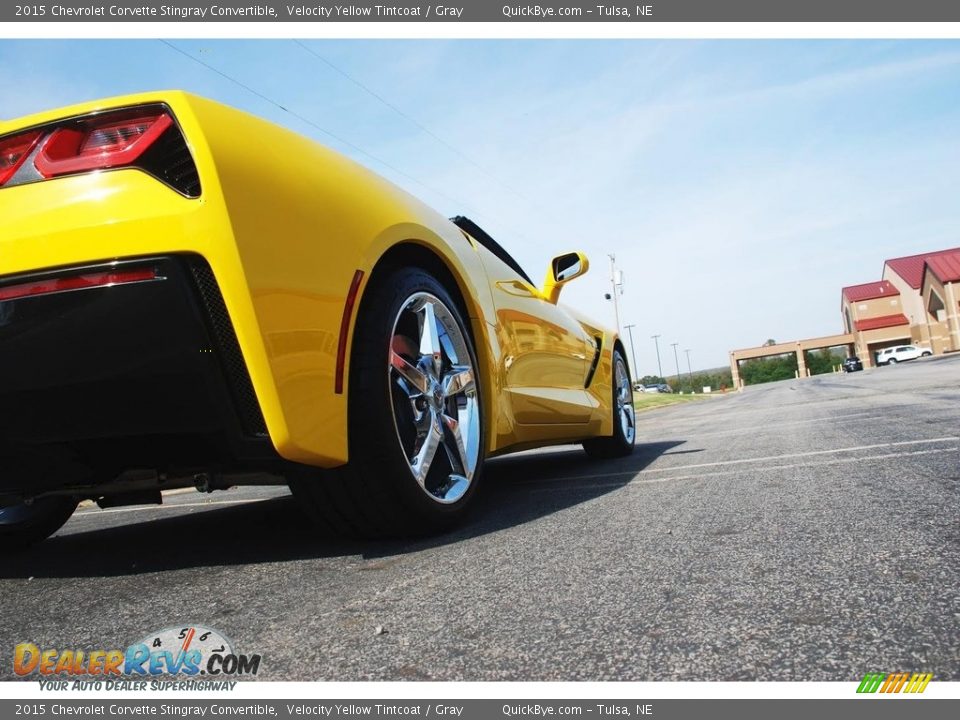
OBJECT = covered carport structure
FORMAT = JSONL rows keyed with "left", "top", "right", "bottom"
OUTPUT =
{"left": 729, "top": 333, "right": 856, "bottom": 389}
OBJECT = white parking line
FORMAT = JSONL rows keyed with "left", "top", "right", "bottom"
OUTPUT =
{"left": 649, "top": 435, "right": 959, "bottom": 471}
{"left": 520, "top": 436, "right": 960, "bottom": 485}
{"left": 681, "top": 411, "right": 885, "bottom": 437}
{"left": 529, "top": 447, "right": 957, "bottom": 494}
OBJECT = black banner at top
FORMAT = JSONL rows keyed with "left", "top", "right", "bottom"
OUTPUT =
{"left": 5, "top": 0, "right": 960, "bottom": 23}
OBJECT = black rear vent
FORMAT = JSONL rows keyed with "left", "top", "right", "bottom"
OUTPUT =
{"left": 189, "top": 260, "right": 267, "bottom": 436}
{"left": 137, "top": 125, "right": 201, "bottom": 198}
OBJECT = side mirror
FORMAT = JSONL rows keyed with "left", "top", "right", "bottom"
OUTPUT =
{"left": 543, "top": 252, "right": 589, "bottom": 304}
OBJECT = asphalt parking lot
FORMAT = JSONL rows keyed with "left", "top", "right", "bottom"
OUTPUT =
{"left": 2, "top": 354, "right": 958, "bottom": 681}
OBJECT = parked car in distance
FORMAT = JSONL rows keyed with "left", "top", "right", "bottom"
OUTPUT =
{"left": 876, "top": 345, "right": 932, "bottom": 366}
{"left": 842, "top": 356, "right": 863, "bottom": 372}
{"left": 642, "top": 383, "right": 673, "bottom": 394}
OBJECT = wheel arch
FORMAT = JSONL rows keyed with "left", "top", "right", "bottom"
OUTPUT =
{"left": 367, "top": 242, "right": 474, "bottom": 324}
{"left": 352, "top": 239, "right": 500, "bottom": 456}
{"left": 612, "top": 337, "right": 631, "bottom": 381}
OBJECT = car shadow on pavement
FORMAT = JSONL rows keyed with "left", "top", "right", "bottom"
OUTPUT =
{"left": 0, "top": 440, "right": 685, "bottom": 579}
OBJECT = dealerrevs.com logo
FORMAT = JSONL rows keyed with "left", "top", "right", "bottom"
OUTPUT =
{"left": 14, "top": 626, "right": 262, "bottom": 688}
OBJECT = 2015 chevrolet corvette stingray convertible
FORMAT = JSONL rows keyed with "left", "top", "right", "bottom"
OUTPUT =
{"left": 0, "top": 91, "right": 635, "bottom": 547}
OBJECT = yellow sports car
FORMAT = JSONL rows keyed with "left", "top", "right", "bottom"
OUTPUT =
{"left": 0, "top": 91, "right": 635, "bottom": 547}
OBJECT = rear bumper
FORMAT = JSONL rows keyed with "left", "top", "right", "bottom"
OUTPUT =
{"left": 0, "top": 255, "right": 279, "bottom": 494}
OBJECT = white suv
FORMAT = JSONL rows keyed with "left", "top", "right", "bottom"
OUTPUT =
{"left": 876, "top": 345, "right": 932, "bottom": 365}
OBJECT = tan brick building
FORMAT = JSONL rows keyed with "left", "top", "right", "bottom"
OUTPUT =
{"left": 841, "top": 248, "right": 960, "bottom": 366}
{"left": 921, "top": 252, "right": 960, "bottom": 354}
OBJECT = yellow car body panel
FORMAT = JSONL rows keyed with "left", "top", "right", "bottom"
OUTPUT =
{"left": 0, "top": 91, "right": 622, "bottom": 472}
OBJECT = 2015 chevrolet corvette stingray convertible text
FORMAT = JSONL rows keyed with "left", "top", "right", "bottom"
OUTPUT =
{"left": 0, "top": 92, "right": 635, "bottom": 547}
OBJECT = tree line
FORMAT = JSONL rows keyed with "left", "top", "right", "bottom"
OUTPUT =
{"left": 637, "top": 370, "right": 735, "bottom": 394}
{"left": 738, "top": 349, "right": 846, "bottom": 386}
{"left": 633, "top": 348, "right": 848, "bottom": 393}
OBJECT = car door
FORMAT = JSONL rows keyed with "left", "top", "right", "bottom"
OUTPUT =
{"left": 458, "top": 224, "right": 596, "bottom": 424}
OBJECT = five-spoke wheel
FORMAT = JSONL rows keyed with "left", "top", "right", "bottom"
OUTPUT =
{"left": 388, "top": 293, "right": 481, "bottom": 505}
{"left": 289, "top": 268, "right": 485, "bottom": 537}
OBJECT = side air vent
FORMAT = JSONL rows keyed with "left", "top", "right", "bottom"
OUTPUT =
{"left": 585, "top": 336, "right": 603, "bottom": 388}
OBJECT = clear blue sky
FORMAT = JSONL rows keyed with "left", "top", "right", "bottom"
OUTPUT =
{"left": 4, "top": 39, "right": 960, "bottom": 374}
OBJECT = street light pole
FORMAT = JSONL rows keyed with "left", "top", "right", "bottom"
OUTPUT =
{"left": 670, "top": 342, "right": 681, "bottom": 384}
{"left": 685, "top": 349, "right": 693, "bottom": 379}
{"left": 623, "top": 323, "right": 639, "bottom": 379}
{"left": 607, "top": 254, "right": 622, "bottom": 336}
{"left": 651, "top": 334, "right": 663, "bottom": 379}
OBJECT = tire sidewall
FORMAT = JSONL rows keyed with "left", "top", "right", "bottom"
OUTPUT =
{"left": 611, "top": 348, "right": 635, "bottom": 450}
{"left": 349, "top": 268, "right": 484, "bottom": 527}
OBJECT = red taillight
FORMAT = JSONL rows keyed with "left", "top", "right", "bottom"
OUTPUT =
{"left": 34, "top": 110, "right": 173, "bottom": 178}
{"left": 0, "top": 268, "right": 158, "bottom": 302}
{"left": 0, "top": 130, "right": 42, "bottom": 186}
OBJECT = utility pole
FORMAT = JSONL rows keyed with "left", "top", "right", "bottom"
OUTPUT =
{"left": 685, "top": 349, "right": 693, "bottom": 379}
{"left": 651, "top": 334, "right": 663, "bottom": 380}
{"left": 670, "top": 342, "right": 681, "bottom": 384}
{"left": 623, "top": 324, "right": 639, "bottom": 379}
{"left": 607, "top": 254, "right": 622, "bottom": 336}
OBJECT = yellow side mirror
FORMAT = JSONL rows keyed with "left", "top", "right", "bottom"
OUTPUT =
{"left": 543, "top": 252, "right": 589, "bottom": 304}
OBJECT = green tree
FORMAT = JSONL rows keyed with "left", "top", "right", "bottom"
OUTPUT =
{"left": 666, "top": 369, "right": 735, "bottom": 394}
{"left": 805, "top": 349, "right": 845, "bottom": 376}
{"left": 739, "top": 354, "right": 798, "bottom": 385}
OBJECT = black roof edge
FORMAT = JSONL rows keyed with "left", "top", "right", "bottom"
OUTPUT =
{"left": 450, "top": 215, "right": 534, "bottom": 286}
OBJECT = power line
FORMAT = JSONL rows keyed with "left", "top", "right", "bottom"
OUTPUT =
{"left": 158, "top": 40, "right": 566, "bottom": 278}
{"left": 158, "top": 40, "right": 480, "bottom": 213}
{"left": 292, "top": 40, "right": 532, "bottom": 205}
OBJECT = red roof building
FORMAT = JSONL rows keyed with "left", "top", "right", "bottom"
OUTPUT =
{"left": 924, "top": 249, "right": 960, "bottom": 284}
{"left": 841, "top": 280, "right": 899, "bottom": 303}
{"left": 840, "top": 272, "right": 911, "bottom": 365}
{"left": 853, "top": 314, "right": 910, "bottom": 332}
{"left": 918, "top": 249, "right": 960, "bottom": 354}
{"left": 884, "top": 247, "right": 960, "bottom": 289}
{"left": 835, "top": 246, "right": 960, "bottom": 364}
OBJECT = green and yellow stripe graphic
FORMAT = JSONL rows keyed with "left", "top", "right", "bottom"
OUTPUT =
{"left": 857, "top": 672, "right": 932, "bottom": 694}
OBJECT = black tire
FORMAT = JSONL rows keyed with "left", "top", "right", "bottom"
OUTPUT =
{"left": 290, "top": 267, "right": 484, "bottom": 538}
{"left": 583, "top": 348, "right": 636, "bottom": 459}
{"left": 888, "top": 358, "right": 898, "bottom": 364}
{"left": 0, "top": 497, "right": 77, "bottom": 551}
{"left": 922, "top": 351, "right": 932, "bottom": 357}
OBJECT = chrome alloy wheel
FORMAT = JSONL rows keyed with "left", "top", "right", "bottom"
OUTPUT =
{"left": 387, "top": 292, "right": 480, "bottom": 505}
{"left": 614, "top": 355, "right": 636, "bottom": 445}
